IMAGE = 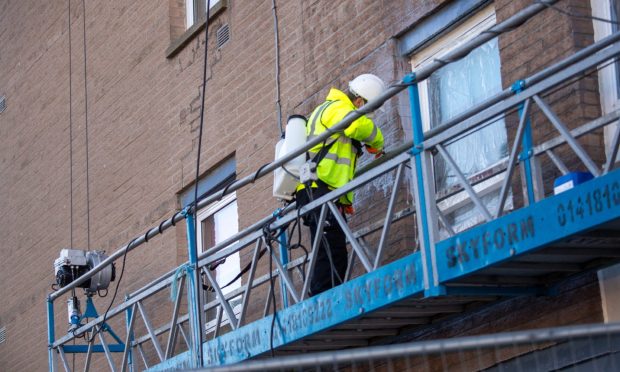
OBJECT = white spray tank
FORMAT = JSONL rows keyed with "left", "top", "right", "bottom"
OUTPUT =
{"left": 273, "top": 115, "right": 307, "bottom": 201}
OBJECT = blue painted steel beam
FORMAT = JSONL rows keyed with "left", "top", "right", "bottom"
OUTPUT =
{"left": 276, "top": 211, "right": 289, "bottom": 308}
{"left": 436, "top": 168, "right": 620, "bottom": 283}
{"left": 147, "top": 352, "right": 191, "bottom": 371}
{"left": 146, "top": 253, "right": 424, "bottom": 370}
{"left": 47, "top": 297, "right": 55, "bottom": 372}
{"left": 82, "top": 296, "right": 99, "bottom": 319}
{"left": 205, "top": 254, "right": 423, "bottom": 366}
{"left": 105, "top": 325, "right": 124, "bottom": 345}
{"left": 405, "top": 73, "right": 441, "bottom": 296}
{"left": 184, "top": 210, "right": 203, "bottom": 368}
{"left": 79, "top": 296, "right": 125, "bottom": 346}
{"left": 63, "top": 344, "right": 125, "bottom": 353}
{"left": 512, "top": 80, "right": 537, "bottom": 205}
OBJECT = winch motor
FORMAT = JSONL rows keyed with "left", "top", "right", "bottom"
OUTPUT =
{"left": 54, "top": 249, "right": 115, "bottom": 294}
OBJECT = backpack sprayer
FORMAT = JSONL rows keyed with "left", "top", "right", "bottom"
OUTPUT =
{"left": 273, "top": 115, "right": 309, "bottom": 201}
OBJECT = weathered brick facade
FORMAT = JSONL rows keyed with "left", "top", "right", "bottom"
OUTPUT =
{"left": 0, "top": 0, "right": 606, "bottom": 370}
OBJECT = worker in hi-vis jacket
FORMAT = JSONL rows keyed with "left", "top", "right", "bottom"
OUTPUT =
{"left": 296, "top": 73, "right": 386, "bottom": 296}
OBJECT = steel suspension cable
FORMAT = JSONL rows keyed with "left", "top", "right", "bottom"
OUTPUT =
{"left": 68, "top": 0, "right": 74, "bottom": 249}
{"left": 82, "top": 0, "right": 91, "bottom": 251}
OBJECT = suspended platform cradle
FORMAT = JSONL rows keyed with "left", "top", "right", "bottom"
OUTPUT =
{"left": 46, "top": 1, "right": 620, "bottom": 370}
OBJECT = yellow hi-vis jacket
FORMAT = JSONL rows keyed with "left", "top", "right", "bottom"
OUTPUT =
{"left": 297, "top": 88, "right": 384, "bottom": 205}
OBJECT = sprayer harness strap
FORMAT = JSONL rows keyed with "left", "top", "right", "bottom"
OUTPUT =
{"left": 308, "top": 100, "right": 338, "bottom": 165}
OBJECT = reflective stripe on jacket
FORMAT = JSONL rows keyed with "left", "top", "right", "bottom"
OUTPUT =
{"left": 300, "top": 88, "right": 383, "bottom": 205}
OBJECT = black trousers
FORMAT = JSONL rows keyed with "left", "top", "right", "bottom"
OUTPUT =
{"left": 296, "top": 186, "right": 348, "bottom": 296}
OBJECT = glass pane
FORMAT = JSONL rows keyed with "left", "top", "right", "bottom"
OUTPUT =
{"left": 428, "top": 38, "right": 507, "bottom": 190}
{"left": 185, "top": 0, "right": 194, "bottom": 28}
{"left": 611, "top": 0, "right": 620, "bottom": 96}
{"left": 201, "top": 199, "right": 241, "bottom": 328}
{"left": 212, "top": 200, "right": 241, "bottom": 294}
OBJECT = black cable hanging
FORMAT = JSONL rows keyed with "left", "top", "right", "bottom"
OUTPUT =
{"left": 194, "top": 7, "right": 212, "bottom": 214}
{"left": 88, "top": 238, "right": 135, "bottom": 344}
{"left": 67, "top": 1, "right": 76, "bottom": 370}
{"left": 192, "top": 2, "right": 213, "bottom": 366}
{"left": 271, "top": 0, "right": 283, "bottom": 135}
{"left": 268, "top": 234, "right": 278, "bottom": 357}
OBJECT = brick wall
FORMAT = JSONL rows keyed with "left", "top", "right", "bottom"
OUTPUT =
{"left": 497, "top": 0, "right": 604, "bottom": 202}
{"left": 169, "top": 0, "right": 186, "bottom": 40}
{"left": 0, "top": 0, "right": 607, "bottom": 370}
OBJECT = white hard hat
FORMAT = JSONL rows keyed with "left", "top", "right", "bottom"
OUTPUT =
{"left": 348, "top": 73, "right": 386, "bottom": 102}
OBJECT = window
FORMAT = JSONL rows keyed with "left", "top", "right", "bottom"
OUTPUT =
{"left": 611, "top": 0, "right": 620, "bottom": 97}
{"left": 591, "top": 0, "right": 620, "bottom": 160}
{"left": 186, "top": 0, "right": 223, "bottom": 29}
{"left": 167, "top": 0, "right": 227, "bottom": 58}
{"left": 178, "top": 156, "right": 239, "bottom": 330}
{"left": 196, "top": 192, "right": 242, "bottom": 331}
{"left": 411, "top": 5, "right": 509, "bottom": 234}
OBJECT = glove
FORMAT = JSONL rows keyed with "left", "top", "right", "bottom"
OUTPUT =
{"left": 365, "top": 145, "right": 384, "bottom": 159}
{"left": 339, "top": 204, "right": 355, "bottom": 215}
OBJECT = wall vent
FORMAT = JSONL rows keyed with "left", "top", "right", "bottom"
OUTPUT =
{"left": 0, "top": 327, "right": 6, "bottom": 345}
{"left": 0, "top": 96, "right": 6, "bottom": 114}
{"left": 216, "top": 24, "right": 230, "bottom": 49}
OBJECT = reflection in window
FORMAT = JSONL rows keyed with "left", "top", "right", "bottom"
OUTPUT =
{"left": 411, "top": 5, "right": 512, "bottom": 235}
{"left": 428, "top": 38, "right": 507, "bottom": 191}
